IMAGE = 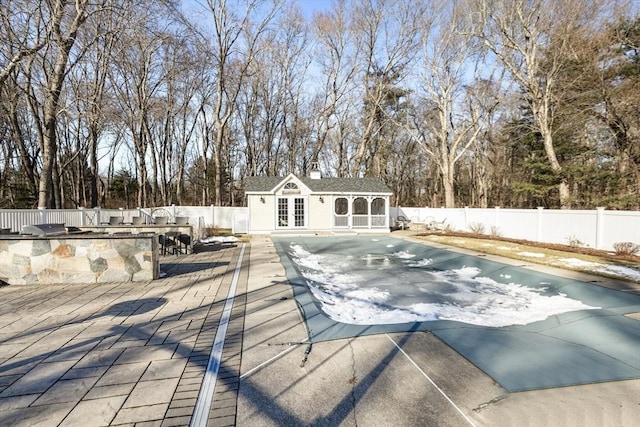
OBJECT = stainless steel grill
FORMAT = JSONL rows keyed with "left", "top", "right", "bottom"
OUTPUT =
{"left": 21, "top": 223, "right": 67, "bottom": 236}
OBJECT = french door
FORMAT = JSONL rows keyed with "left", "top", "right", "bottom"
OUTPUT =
{"left": 277, "top": 196, "right": 306, "bottom": 228}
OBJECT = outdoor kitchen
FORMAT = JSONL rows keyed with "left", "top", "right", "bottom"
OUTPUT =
{"left": 0, "top": 224, "right": 159, "bottom": 285}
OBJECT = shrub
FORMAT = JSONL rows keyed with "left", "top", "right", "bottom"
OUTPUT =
{"left": 204, "top": 226, "right": 231, "bottom": 236}
{"left": 613, "top": 242, "right": 640, "bottom": 256}
{"left": 566, "top": 235, "right": 586, "bottom": 248}
{"left": 468, "top": 222, "right": 485, "bottom": 235}
{"left": 490, "top": 226, "right": 501, "bottom": 237}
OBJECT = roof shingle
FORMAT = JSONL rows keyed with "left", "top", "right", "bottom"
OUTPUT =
{"left": 245, "top": 175, "right": 392, "bottom": 194}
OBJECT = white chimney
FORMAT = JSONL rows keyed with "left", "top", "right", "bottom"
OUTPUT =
{"left": 310, "top": 162, "right": 321, "bottom": 179}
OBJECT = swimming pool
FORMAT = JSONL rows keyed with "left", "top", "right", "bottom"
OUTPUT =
{"left": 273, "top": 235, "right": 640, "bottom": 391}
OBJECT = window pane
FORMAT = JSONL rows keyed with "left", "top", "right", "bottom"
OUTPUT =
{"left": 353, "top": 197, "right": 368, "bottom": 214}
{"left": 334, "top": 198, "right": 348, "bottom": 215}
{"left": 371, "top": 198, "right": 385, "bottom": 215}
{"left": 294, "top": 198, "right": 305, "bottom": 226}
{"left": 278, "top": 198, "right": 288, "bottom": 226}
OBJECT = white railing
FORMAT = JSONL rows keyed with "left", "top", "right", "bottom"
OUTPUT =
{"left": 352, "top": 215, "right": 368, "bottom": 227}
{"left": 334, "top": 216, "right": 348, "bottom": 227}
{"left": 371, "top": 215, "right": 386, "bottom": 227}
{"left": 390, "top": 206, "right": 640, "bottom": 251}
{"left": 333, "top": 214, "right": 387, "bottom": 228}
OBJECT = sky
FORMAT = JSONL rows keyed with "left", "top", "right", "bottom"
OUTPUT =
{"left": 296, "top": 0, "right": 335, "bottom": 17}
{"left": 286, "top": 239, "right": 605, "bottom": 328}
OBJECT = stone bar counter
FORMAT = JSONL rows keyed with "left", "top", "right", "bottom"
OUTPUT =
{"left": 0, "top": 232, "right": 159, "bottom": 285}
{"left": 77, "top": 225, "right": 193, "bottom": 254}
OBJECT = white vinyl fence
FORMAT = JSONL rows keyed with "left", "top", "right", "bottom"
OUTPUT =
{"left": 0, "top": 205, "right": 248, "bottom": 241}
{"left": 1, "top": 205, "right": 638, "bottom": 251}
{"left": 391, "top": 206, "right": 640, "bottom": 252}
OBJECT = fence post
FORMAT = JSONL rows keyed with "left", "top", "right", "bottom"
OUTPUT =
{"left": 172, "top": 204, "right": 176, "bottom": 219}
{"left": 38, "top": 207, "right": 46, "bottom": 223}
{"left": 536, "top": 207, "right": 544, "bottom": 242}
{"left": 79, "top": 207, "right": 85, "bottom": 226}
{"left": 464, "top": 206, "right": 469, "bottom": 231}
{"left": 494, "top": 206, "right": 501, "bottom": 230}
{"left": 595, "top": 207, "right": 605, "bottom": 250}
{"left": 94, "top": 207, "right": 101, "bottom": 225}
{"left": 211, "top": 204, "right": 215, "bottom": 227}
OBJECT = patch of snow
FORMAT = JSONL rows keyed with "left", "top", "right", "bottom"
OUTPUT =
{"left": 559, "top": 258, "right": 640, "bottom": 281}
{"left": 403, "top": 258, "right": 434, "bottom": 267}
{"left": 199, "top": 235, "right": 239, "bottom": 244}
{"left": 497, "top": 246, "right": 513, "bottom": 251}
{"left": 560, "top": 258, "right": 596, "bottom": 268}
{"left": 517, "top": 251, "right": 545, "bottom": 258}
{"left": 392, "top": 251, "right": 415, "bottom": 259}
{"left": 288, "top": 243, "right": 599, "bottom": 328}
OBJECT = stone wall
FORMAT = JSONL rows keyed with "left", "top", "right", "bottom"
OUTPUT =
{"left": 0, "top": 234, "right": 159, "bottom": 285}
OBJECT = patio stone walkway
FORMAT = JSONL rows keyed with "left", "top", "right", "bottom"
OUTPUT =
{"left": 0, "top": 241, "right": 246, "bottom": 427}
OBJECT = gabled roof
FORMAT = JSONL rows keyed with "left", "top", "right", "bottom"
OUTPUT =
{"left": 245, "top": 175, "right": 392, "bottom": 194}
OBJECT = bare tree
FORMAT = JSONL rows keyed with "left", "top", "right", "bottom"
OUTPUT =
{"left": 109, "top": 4, "right": 172, "bottom": 208}
{"left": 1, "top": 0, "right": 91, "bottom": 208}
{"left": 0, "top": 74, "right": 39, "bottom": 203}
{"left": 275, "top": 5, "right": 313, "bottom": 175}
{"left": 349, "top": 0, "right": 425, "bottom": 177}
{"left": 37, "top": 0, "right": 91, "bottom": 208}
{"left": 146, "top": 32, "right": 202, "bottom": 206}
{"left": 403, "top": 0, "right": 493, "bottom": 208}
{"left": 174, "top": 64, "right": 209, "bottom": 206}
{"left": 310, "top": 0, "right": 360, "bottom": 176}
{"left": 472, "top": 0, "right": 611, "bottom": 208}
{"left": 0, "top": 0, "right": 47, "bottom": 179}
{"left": 61, "top": 3, "right": 126, "bottom": 207}
{"left": 203, "top": 0, "right": 283, "bottom": 205}
{"left": 0, "top": 1, "right": 50, "bottom": 88}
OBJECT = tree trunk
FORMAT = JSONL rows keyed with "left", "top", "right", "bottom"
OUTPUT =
{"left": 214, "top": 126, "right": 224, "bottom": 206}
{"left": 539, "top": 118, "right": 571, "bottom": 208}
{"left": 38, "top": 0, "right": 88, "bottom": 208}
{"left": 39, "top": 89, "right": 61, "bottom": 208}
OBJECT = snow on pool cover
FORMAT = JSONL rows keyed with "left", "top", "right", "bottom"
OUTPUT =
{"left": 287, "top": 242, "right": 597, "bottom": 328}
{"left": 272, "top": 236, "right": 640, "bottom": 391}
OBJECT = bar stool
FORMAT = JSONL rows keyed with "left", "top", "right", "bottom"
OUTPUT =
{"left": 177, "top": 233, "right": 191, "bottom": 254}
{"left": 164, "top": 231, "right": 180, "bottom": 255}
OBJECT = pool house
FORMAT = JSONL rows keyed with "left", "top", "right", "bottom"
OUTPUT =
{"left": 245, "top": 169, "right": 392, "bottom": 234}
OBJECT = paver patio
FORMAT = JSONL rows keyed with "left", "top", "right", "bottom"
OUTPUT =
{"left": 0, "top": 233, "right": 638, "bottom": 426}
{"left": 0, "top": 241, "right": 245, "bottom": 427}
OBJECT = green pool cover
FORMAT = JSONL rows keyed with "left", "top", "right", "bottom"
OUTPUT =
{"left": 272, "top": 235, "right": 640, "bottom": 392}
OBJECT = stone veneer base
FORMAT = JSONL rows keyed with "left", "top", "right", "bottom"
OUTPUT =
{"left": 0, "top": 233, "right": 159, "bottom": 285}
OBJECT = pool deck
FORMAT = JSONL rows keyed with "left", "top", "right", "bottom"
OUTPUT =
{"left": 0, "top": 232, "right": 639, "bottom": 426}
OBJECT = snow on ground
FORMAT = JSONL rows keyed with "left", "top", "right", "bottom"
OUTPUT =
{"left": 199, "top": 235, "right": 239, "bottom": 244}
{"left": 559, "top": 258, "right": 640, "bottom": 282}
{"left": 288, "top": 242, "right": 600, "bottom": 328}
{"left": 448, "top": 237, "right": 640, "bottom": 282}
{"left": 503, "top": 246, "right": 640, "bottom": 282}
{"left": 517, "top": 251, "right": 546, "bottom": 258}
